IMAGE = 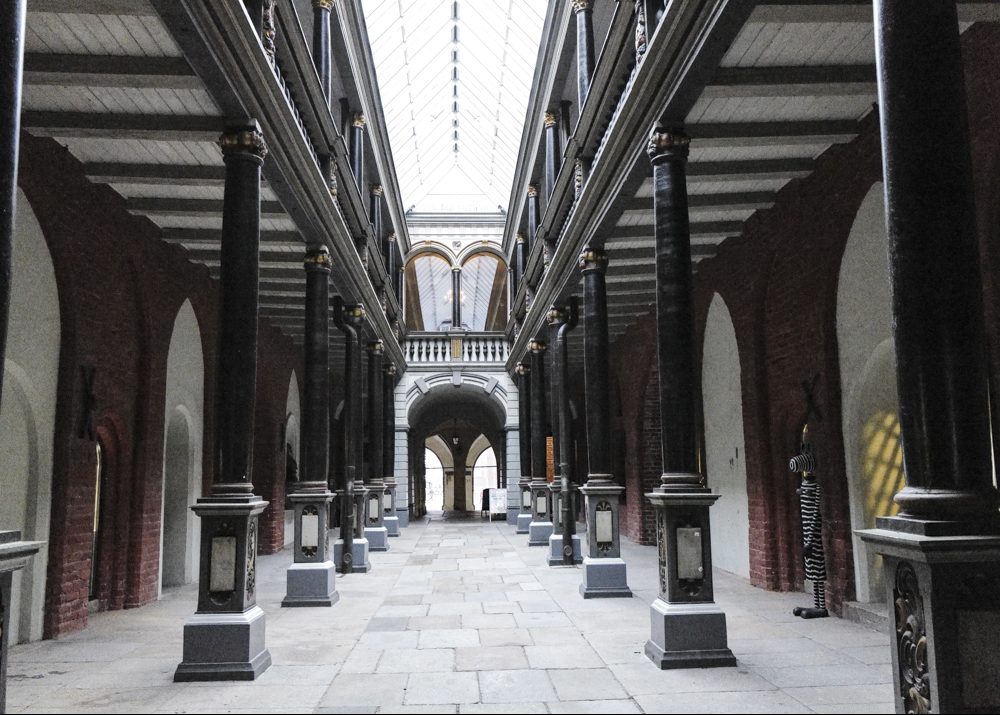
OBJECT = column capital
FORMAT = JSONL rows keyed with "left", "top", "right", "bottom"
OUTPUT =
{"left": 218, "top": 122, "right": 267, "bottom": 164}
{"left": 544, "top": 111, "right": 558, "bottom": 128}
{"left": 527, "top": 184, "right": 539, "bottom": 198}
{"left": 371, "top": 184, "right": 383, "bottom": 197}
{"left": 516, "top": 232, "right": 526, "bottom": 244}
{"left": 648, "top": 126, "right": 690, "bottom": 164}
{"left": 546, "top": 305, "right": 567, "bottom": 326}
{"left": 452, "top": 266, "right": 462, "bottom": 273}
{"left": 384, "top": 363, "right": 397, "bottom": 377}
{"left": 529, "top": 339, "right": 547, "bottom": 354}
{"left": 304, "top": 246, "right": 332, "bottom": 272}
{"left": 353, "top": 113, "right": 366, "bottom": 129}
{"left": 387, "top": 231, "right": 396, "bottom": 243}
{"left": 578, "top": 248, "right": 608, "bottom": 273}
{"left": 515, "top": 361, "right": 530, "bottom": 376}
{"left": 368, "top": 339, "right": 384, "bottom": 354}
{"left": 343, "top": 303, "right": 366, "bottom": 323}
{"left": 572, "top": 0, "right": 590, "bottom": 13}
{"left": 312, "top": 0, "right": 333, "bottom": 8}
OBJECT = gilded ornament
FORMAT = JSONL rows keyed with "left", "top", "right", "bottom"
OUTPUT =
{"left": 516, "top": 232, "right": 526, "bottom": 244}
{"left": 634, "top": 0, "right": 647, "bottom": 60}
{"left": 572, "top": 0, "right": 590, "bottom": 12}
{"left": 312, "top": 0, "right": 333, "bottom": 8}
{"left": 370, "top": 340, "right": 384, "bottom": 354}
{"left": 544, "top": 111, "right": 557, "bottom": 128}
{"left": 304, "top": 247, "right": 332, "bottom": 270}
{"left": 527, "top": 184, "right": 539, "bottom": 198}
{"left": 647, "top": 127, "right": 691, "bottom": 161}
{"left": 218, "top": 126, "right": 268, "bottom": 161}
{"left": 353, "top": 113, "right": 366, "bottom": 129}
{"left": 578, "top": 248, "right": 608, "bottom": 272}
{"left": 262, "top": 0, "right": 277, "bottom": 61}
{"left": 546, "top": 307, "right": 565, "bottom": 325}
{"left": 529, "top": 339, "right": 547, "bottom": 353}
{"left": 372, "top": 185, "right": 384, "bottom": 197}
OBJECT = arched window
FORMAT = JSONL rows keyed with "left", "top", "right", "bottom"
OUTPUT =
{"left": 461, "top": 254, "right": 507, "bottom": 331}
{"left": 405, "top": 253, "right": 453, "bottom": 331}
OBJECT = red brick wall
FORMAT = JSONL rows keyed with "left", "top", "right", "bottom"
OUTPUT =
{"left": 612, "top": 24, "right": 1000, "bottom": 614}
{"left": 17, "top": 135, "right": 300, "bottom": 637}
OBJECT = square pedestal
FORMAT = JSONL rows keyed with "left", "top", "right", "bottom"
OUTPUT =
{"left": 645, "top": 598, "right": 736, "bottom": 669}
{"left": 580, "top": 557, "right": 632, "bottom": 598}
{"left": 548, "top": 534, "right": 583, "bottom": 566}
{"left": 365, "top": 526, "right": 389, "bottom": 552}
{"left": 528, "top": 521, "right": 553, "bottom": 546}
{"left": 282, "top": 561, "right": 339, "bottom": 607}
{"left": 333, "top": 538, "right": 371, "bottom": 573}
{"left": 396, "top": 508, "right": 410, "bottom": 528}
{"left": 385, "top": 516, "right": 400, "bottom": 537}
{"left": 174, "top": 606, "right": 272, "bottom": 681}
{"left": 516, "top": 513, "right": 532, "bottom": 534}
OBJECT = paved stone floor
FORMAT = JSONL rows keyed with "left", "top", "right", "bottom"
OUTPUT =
{"left": 7, "top": 514, "right": 894, "bottom": 714}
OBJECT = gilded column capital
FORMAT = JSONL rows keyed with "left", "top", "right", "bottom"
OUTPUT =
{"left": 304, "top": 246, "right": 332, "bottom": 272}
{"left": 387, "top": 231, "right": 397, "bottom": 243}
{"left": 578, "top": 248, "right": 608, "bottom": 273}
{"left": 515, "top": 361, "right": 530, "bottom": 376}
{"left": 353, "top": 113, "right": 366, "bottom": 129}
{"left": 343, "top": 303, "right": 366, "bottom": 322}
{"left": 371, "top": 184, "right": 383, "bottom": 197}
{"left": 647, "top": 126, "right": 690, "bottom": 164}
{"left": 218, "top": 123, "right": 268, "bottom": 163}
{"left": 572, "top": 0, "right": 590, "bottom": 12}
{"left": 516, "top": 232, "right": 526, "bottom": 244}
{"left": 312, "top": 0, "right": 333, "bottom": 8}
{"left": 384, "top": 363, "right": 397, "bottom": 377}
{"left": 527, "top": 184, "right": 539, "bottom": 198}
{"left": 529, "top": 339, "right": 547, "bottom": 354}
{"left": 546, "top": 306, "right": 566, "bottom": 325}
{"left": 544, "top": 111, "right": 558, "bottom": 128}
{"left": 369, "top": 339, "right": 384, "bottom": 354}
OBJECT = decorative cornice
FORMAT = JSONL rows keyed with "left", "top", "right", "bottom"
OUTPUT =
{"left": 647, "top": 127, "right": 691, "bottom": 163}
{"left": 218, "top": 124, "right": 267, "bottom": 162}
{"left": 544, "top": 111, "right": 557, "bottom": 128}
{"left": 578, "top": 248, "right": 608, "bottom": 273}
{"left": 304, "top": 246, "right": 332, "bottom": 271}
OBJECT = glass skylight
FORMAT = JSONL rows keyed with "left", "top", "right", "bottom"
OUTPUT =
{"left": 363, "top": 0, "right": 545, "bottom": 214}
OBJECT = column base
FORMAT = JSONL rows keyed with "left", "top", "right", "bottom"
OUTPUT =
{"left": 385, "top": 516, "right": 400, "bottom": 537}
{"left": 396, "top": 508, "right": 410, "bottom": 528}
{"left": 528, "top": 521, "right": 553, "bottom": 546}
{"left": 174, "top": 606, "right": 272, "bottom": 681}
{"left": 548, "top": 534, "right": 583, "bottom": 566}
{"left": 282, "top": 561, "right": 339, "bottom": 607}
{"left": 365, "top": 526, "right": 389, "bottom": 551}
{"left": 580, "top": 557, "right": 632, "bottom": 598}
{"left": 645, "top": 598, "right": 736, "bottom": 670}
{"left": 507, "top": 507, "right": 520, "bottom": 525}
{"left": 516, "top": 513, "right": 532, "bottom": 534}
{"left": 858, "top": 525, "right": 1000, "bottom": 713}
{"left": 333, "top": 538, "right": 371, "bottom": 573}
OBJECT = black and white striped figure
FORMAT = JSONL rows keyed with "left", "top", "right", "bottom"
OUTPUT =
{"left": 788, "top": 424, "right": 829, "bottom": 618}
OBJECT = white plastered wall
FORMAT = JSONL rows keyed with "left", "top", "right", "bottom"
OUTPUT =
{"left": 701, "top": 293, "right": 751, "bottom": 579}
{"left": 0, "top": 189, "right": 59, "bottom": 643}
{"left": 837, "top": 182, "right": 899, "bottom": 604}
{"left": 159, "top": 300, "right": 204, "bottom": 593}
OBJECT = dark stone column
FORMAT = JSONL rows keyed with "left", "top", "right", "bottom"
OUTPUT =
{"left": 644, "top": 126, "right": 734, "bottom": 670}
{"left": 527, "top": 185, "right": 540, "bottom": 245}
{"left": 543, "top": 114, "right": 559, "bottom": 265}
{"left": 514, "top": 233, "right": 527, "bottom": 299}
{"left": 351, "top": 112, "right": 365, "bottom": 192}
{"left": 857, "top": 3, "right": 1000, "bottom": 712}
{"left": 383, "top": 364, "right": 401, "bottom": 535}
{"left": 451, "top": 266, "right": 462, "bottom": 330}
{"left": 0, "top": 0, "right": 25, "bottom": 422}
{"left": 515, "top": 362, "right": 532, "bottom": 534}
{"left": 573, "top": 0, "right": 595, "bottom": 108}
{"left": 527, "top": 340, "right": 553, "bottom": 545}
{"left": 332, "top": 302, "right": 371, "bottom": 573}
{"left": 370, "top": 185, "right": 383, "bottom": 260}
{"left": 551, "top": 298, "right": 582, "bottom": 567}
{"left": 364, "top": 341, "right": 388, "bottom": 551}
{"left": 176, "top": 122, "right": 272, "bottom": 682}
{"left": 386, "top": 231, "right": 398, "bottom": 301}
{"left": 311, "top": 0, "right": 332, "bottom": 101}
{"left": 282, "top": 247, "right": 337, "bottom": 607}
{"left": 545, "top": 306, "right": 566, "bottom": 552}
{"left": 578, "top": 249, "right": 631, "bottom": 597}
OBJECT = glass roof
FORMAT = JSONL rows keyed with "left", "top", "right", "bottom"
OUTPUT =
{"left": 363, "top": 0, "right": 545, "bottom": 213}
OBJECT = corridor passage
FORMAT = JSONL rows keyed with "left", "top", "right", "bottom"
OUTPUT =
{"left": 7, "top": 516, "right": 893, "bottom": 714}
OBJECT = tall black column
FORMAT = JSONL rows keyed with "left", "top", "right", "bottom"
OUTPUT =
{"left": 311, "top": 0, "right": 332, "bottom": 101}
{"left": 176, "top": 122, "right": 271, "bottom": 681}
{"left": 527, "top": 340, "right": 553, "bottom": 545}
{"left": 527, "top": 185, "right": 540, "bottom": 243}
{"left": 574, "top": 0, "right": 595, "bottom": 108}
{"left": 351, "top": 113, "right": 366, "bottom": 191}
{"left": 515, "top": 362, "right": 532, "bottom": 534}
{"left": 0, "top": 0, "right": 24, "bottom": 416}
{"left": 546, "top": 306, "right": 565, "bottom": 485}
{"left": 856, "top": 4, "right": 1000, "bottom": 712}
{"left": 363, "top": 341, "right": 388, "bottom": 550}
{"left": 555, "top": 298, "right": 580, "bottom": 566}
{"left": 543, "top": 112, "right": 559, "bottom": 204}
{"left": 578, "top": 249, "right": 631, "bottom": 597}
{"left": 644, "top": 126, "right": 733, "bottom": 669}
{"left": 514, "top": 233, "right": 528, "bottom": 297}
{"left": 386, "top": 231, "right": 398, "bottom": 300}
{"left": 451, "top": 266, "right": 462, "bottom": 330}
{"left": 383, "top": 363, "right": 402, "bottom": 534}
{"left": 282, "top": 247, "right": 337, "bottom": 607}
{"left": 370, "top": 185, "right": 383, "bottom": 259}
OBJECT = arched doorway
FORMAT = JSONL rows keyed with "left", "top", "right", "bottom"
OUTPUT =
{"left": 837, "top": 182, "right": 903, "bottom": 603}
{"left": 424, "top": 446, "right": 447, "bottom": 512}
{"left": 470, "top": 446, "right": 497, "bottom": 512}
{"left": 159, "top": 299, "right": 204, "bottom": 593}
{"left": 701, "top": 293, "right": 750, "bottom": 578}
{"left": 0, "top": 189, "right": 60, "bottom": 643}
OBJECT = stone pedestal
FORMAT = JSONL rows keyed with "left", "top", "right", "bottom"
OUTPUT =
{"left": 516, "top": 512, "right": 533, "bottom": 535}
{"left": 645, "top": 490, "right": 735, "bottom": 670}
{"left": 516, "top": 482, "right": 532, "bottom": 534}
{"left": 859, "top": 521, "right": 1000, "bottom": 714}
{"left": 528, "top": 480, "right": 553, "bottom": 546}
{"left": 384, "top": 482, "right": 400, "bottom": 537}
{"left": 333, "top": 538, "right": 371, "bottom": 574}
{"left": 528, "top": 520, "right": 553, "bottom": 546}
{"left": 0, "top": 531, "right": 43, "bottom": 713}
{"left": 396, "top": 508, "right": 410, "bottom": 528}
{"left": 364, "top": 479, "right": 389, "bottom": 552}
{"left": 579, "top": 478, "right": 631, "bottom": 598}
{"left": 282, "top": 490, "right": 337, "bottom": 607}
{"left": 175, "top": 498, "right": 272, "bottom": 681}
{"left": 548, "top": 534, "right": 582, "bottom": 566}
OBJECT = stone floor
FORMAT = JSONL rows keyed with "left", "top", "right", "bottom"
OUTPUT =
{"left": 7, "top": 513, "right": 895, "bottom": 714}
